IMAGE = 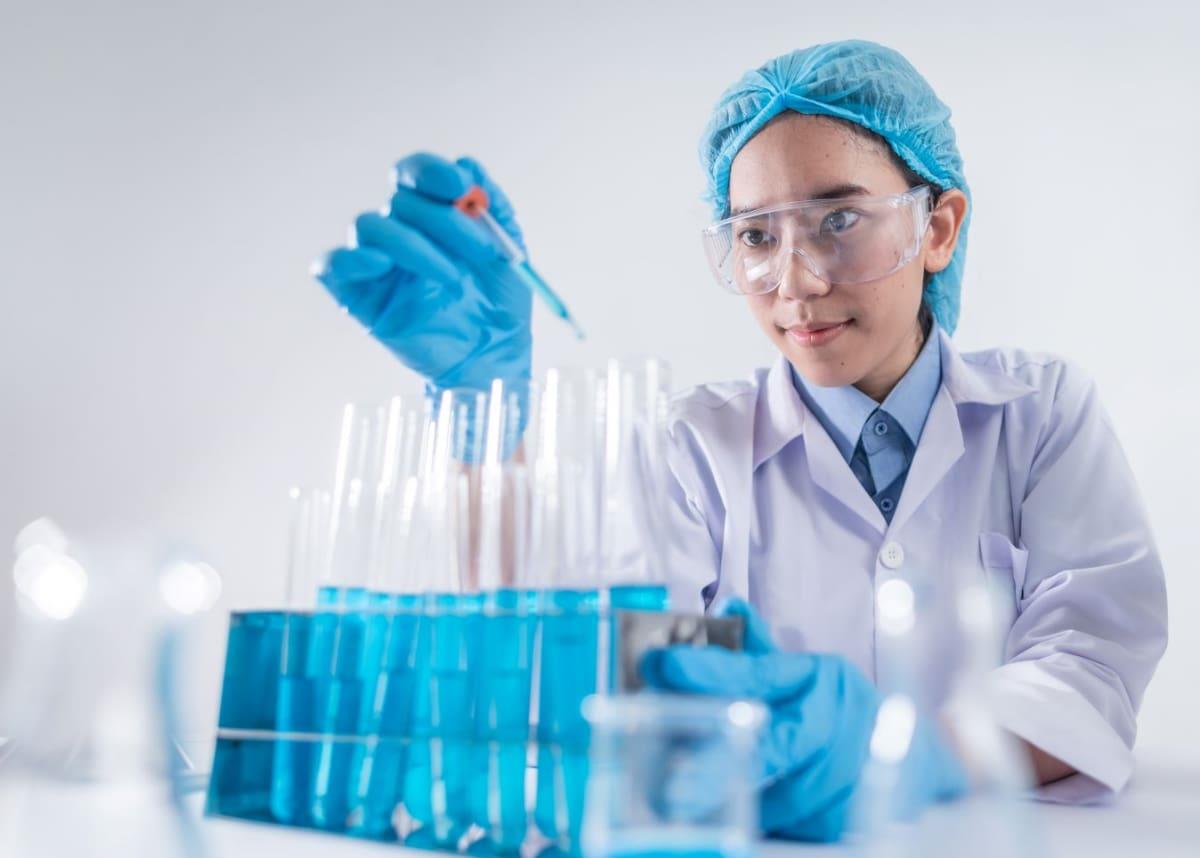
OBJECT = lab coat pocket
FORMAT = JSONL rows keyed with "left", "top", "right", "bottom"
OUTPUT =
{"left": 978, "top": 532, "right": 1030, "bottom": 625}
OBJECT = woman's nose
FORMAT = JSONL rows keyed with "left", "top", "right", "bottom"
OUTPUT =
{"left": 776, "top": 248, "right": 832, "bottom": 300}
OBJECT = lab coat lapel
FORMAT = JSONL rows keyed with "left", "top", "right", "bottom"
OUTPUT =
{"left": 755, "top": 355, "right": 886, "bottom": 534}
{"left": 804, "top": 418, "right": 888, "bottom": 534}
{"left": 885, "top": 329, "right": 1036, "bottom": 533}
{"left": 887, "top": 386, "right": 964, "bottom": 533}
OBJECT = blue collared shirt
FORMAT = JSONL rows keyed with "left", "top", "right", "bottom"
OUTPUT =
{"left": 792, "top": 328, "right": 943, "bottom": 521}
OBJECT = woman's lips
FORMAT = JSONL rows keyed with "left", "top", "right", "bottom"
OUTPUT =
{"left": 783, "top": 320, "right": 852, "bottom": 347}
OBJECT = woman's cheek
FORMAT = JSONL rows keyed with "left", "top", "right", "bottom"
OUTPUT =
{"left": 745, "top": 294, "right": 776, "bottom": 334}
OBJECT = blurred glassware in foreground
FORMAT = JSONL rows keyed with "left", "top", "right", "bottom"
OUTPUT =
{"left": 851, "top": 537, "right": 1045, "bottom": 856}
{"left": 0, "top": 520, "right": 221, "bottom": 857}
{"left": 581, "top": 695, "right": 766, "bottom": 858}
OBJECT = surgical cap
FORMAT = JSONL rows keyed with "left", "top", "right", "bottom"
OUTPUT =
{"left": 700, "top": 40, "right": 970, "bottom": 334}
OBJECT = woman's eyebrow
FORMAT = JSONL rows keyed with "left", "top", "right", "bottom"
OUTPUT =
{"left": 808, "top": 182, "right": 874, "bottom": 200}
{"left": 729, "top": 183, "right": 875, "bottom": 216}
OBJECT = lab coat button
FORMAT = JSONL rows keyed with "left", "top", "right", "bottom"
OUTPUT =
{"left": 880, "top": 541, "right": 904, "bottom": 569}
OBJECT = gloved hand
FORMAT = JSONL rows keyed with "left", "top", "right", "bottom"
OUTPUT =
{"left": 640, "top": 600, "right": 968, "bottom": 842}
{"left": 314, "top": 152, "right": 532, "bottom": 395}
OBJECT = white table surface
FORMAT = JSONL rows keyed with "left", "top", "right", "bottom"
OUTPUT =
{"left": 5, "top": 754, "right": 1196, "bottom": 856}
{"left": 192, "top": 756, "right": 1200, "bottom": 858}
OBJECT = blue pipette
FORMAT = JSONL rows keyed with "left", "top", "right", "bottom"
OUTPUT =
{"left": 455, "top": 186, "right": 586, "bottom": 340}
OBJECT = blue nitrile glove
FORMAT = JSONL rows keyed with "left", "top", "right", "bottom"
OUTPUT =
{"left": 315, "top": 152, "right": 532, "bottom": 396}
{"left": 640, "top": 600, "right": 969, "bottom": 842}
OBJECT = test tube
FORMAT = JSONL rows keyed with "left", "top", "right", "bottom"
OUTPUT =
{"left": 531, "top": 367, "right": 607, "bottom": 851}
{"left": 403, "top": 390, "right": 486, "bottom": 848}
{"left": 346, "top": 397, "right": 428, "bottom": 838}
{"left": 531, "top": 360, "right": 674, "bottom": 852}
{"left": 346, "top": 476, "right": 425, "bottom": 839}
{"left": 597, "top": 358, "right": 672, "bottom": 610}
{"left": 468, "top": 381, "right": 539, "bottom": 854}
{"left": 309, "top": 404, "right": 388, "bottom": 830}
{"left": 269, "top": 487, "right": 331, "bottom": 826}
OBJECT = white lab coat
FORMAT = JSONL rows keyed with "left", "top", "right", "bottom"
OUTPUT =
{"left": 664, "top": 328, "right": 1168, "bottom": 802}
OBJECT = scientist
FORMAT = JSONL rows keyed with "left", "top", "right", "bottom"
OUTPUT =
{"left": 315, "top": 41, "right": 1167, "bottom": 841}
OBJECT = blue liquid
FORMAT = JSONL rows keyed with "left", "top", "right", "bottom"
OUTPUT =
{"left": 470, "top": 589, "right": 538, "bottom": 853}
{"left": 207, "top": 611, "right": 284, "bottom": 820}
{"left": 608, "top": 584, "right": 669, "bottom": 613}
{"left": 207, "top": 584, "right": 673, "bottom": 850}
{"left": 347, "top": 592, "right": 422, "bottom": 839}
{"left": 405, "top": 592, "right": 483, "bottom": 846}
{"left": 535, "top": 589, "right": 599, "bottom": 849}
{"left": 208, "top": 736, "right": 278, "bottom": 821}
{"left": 535, "top": 585, "right": 670, "bottom": 852}
{"left": 591, "top": 828, "right": 751, "bottom": 858}
{"left": 596, "top": 847, "right": 752, "bottom": 858}
{"left": 271, "top": 612, "right": 317, "bottom": 825}
{"left": 215, "top": 611, "right": 285, "bottom": 729}
{"left": 308, "top": 585, "right": 370, "bottom": 831}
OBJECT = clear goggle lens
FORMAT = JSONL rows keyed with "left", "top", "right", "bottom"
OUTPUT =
{"left": 701, "top": 186, "right": 933, "bottom": 295}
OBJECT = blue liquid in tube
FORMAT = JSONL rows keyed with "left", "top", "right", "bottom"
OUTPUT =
{"left": 270, "top": 610, "right": 317, "bottom": 825}
{"left": 404, "top": 591, "right": 482, "bottom": 846}
{"left": 535, "top": 584, "right": 669, "bottom": 852}
{"left": 207, "top": 611, "right": 285, "bottom": 821}
{"left": 308, "top": 585, "right": 370, "bottom": 831}
{"left": 535, "top": 588, "right": 599, "bottom": 850}
{"left": 347, "top": 592, "right": 422, "bottom": 839}
{"left": 470, "top": 588, "right": 538, "bottom": 853}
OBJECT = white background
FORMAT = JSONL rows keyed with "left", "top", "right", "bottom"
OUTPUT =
{"left": 2, "top": 1, "right": 1197, "bottom": 766}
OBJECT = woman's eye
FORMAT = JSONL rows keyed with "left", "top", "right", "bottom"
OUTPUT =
{"left": 738, "top": 228, "right": 770, "bottom": 248}
{"left": 820, "top": 209, "right": 861, "bottom": 235}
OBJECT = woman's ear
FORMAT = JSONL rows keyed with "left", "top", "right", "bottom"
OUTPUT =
{"left": 923, "top": 189, "right": 969, "bottom": 274}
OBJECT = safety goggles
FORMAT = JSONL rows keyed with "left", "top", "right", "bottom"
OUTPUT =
{"left": 701, "top": 186, "right": 933, "bottom": 295}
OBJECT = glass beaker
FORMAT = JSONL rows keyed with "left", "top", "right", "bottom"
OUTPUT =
{"left": 581, "top": 695, "right": 765, "bottom": 858}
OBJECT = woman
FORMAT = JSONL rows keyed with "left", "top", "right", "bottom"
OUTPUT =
{"left": 316, "top": 41, "right": 1167, "bottom": 840}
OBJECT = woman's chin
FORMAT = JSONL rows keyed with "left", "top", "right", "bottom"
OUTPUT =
{"left": 784, "top": 350, "right": 861, "bottom": 389}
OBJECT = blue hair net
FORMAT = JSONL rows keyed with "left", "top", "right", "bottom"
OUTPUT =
{"left": 701, "top": 40, "right": 970, "bottom": 333}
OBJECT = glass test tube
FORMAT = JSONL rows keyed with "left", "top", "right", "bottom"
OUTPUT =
{"left": 346, "top": 397, "right": 427, "bottom": 838}
{"left": 403, "top": 389, "right": 486, "bottom": 849}
{"left": 269, "top": 487, "right": 331, "bottom": 826}
{"left": 468, "top": 381, "right": 539, "bottom": 854}
{"left": 308, "top": 404, "right": 388, "bottom": 830}
{"left": 532, "top": 360, "right": 673, "bottom": 853}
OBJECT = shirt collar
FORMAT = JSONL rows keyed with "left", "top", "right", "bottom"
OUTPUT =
{"left": 790, "top": 368, "right": 876, "bottom": 462}
{"left": 879, "top": 326, "right": 942, "bottom": 445}
{"left": 791, "top": 326, "right": 942, "bottom": 462}
{"left": 752, "top": 326, "right": 1036, "bottom": 470}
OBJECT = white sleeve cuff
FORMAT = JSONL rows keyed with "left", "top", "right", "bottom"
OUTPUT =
{"left": 987, "top": 660, "right": 1133, "bottom": 797}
